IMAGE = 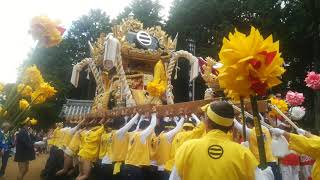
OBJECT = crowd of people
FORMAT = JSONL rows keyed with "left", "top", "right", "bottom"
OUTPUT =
{"left": 0, "top": 120, "right": 48, "bottom": 179}
{"left": 0, "top": 101, "right": 317, "bottom": 179}
{"left": 36, "top": 101, "right": 318, "bottom": 180}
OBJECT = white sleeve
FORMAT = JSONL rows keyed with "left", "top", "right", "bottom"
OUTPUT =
{"left": 124, "top": 116, "right": 129, "bottom": 124}
{"left": 191, "top": 113, "right": 201, "bottom": 125}
{"left": 135, "top": 115, "right": 145, "bottom": 132}
{"left": 116, "top": 113, "right": 139, "bottom": 138}
{"left": 173, "top": 117, "right": 179, "bottom": 125}
{"left": 233, "top": 119, "right": 251, "bottom": 139}
{"left": 70, "top": 125, "right": 79, "bottom": 135}
{"left": 255, "top": 167, "right": 274, "bottom": 180}
{"left": 165, "top": 117, "right": 185, "bottom": 143}
{"left": 169, "top": 166, "right": 181, "bottom": 180}
{"left": 140, "top": 113, "right": 157, "bottom": 144}
{"left": 61, "top": 127, "right": 69, "bottom": 133}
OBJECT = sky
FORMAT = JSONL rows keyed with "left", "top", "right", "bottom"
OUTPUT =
{"left": 0, "top": 0, "right": 173, "bottom": 83}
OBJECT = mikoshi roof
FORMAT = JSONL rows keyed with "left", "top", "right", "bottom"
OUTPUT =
{"left": 59, "top": 99, "right": 93, "bottom": 118}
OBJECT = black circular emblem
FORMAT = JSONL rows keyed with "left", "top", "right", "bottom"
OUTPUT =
{"left": 208, "top": 145, "right": 224, "bottom": 159}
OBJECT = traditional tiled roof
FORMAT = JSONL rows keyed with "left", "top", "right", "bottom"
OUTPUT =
{"left": 59, "top": 99, "right": 93, "bottom": 118}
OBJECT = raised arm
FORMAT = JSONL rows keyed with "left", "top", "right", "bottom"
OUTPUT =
{"left": 116, "top": 113, "right": 139, "bottom": 138}
{"left": 233, "top": 119, "right": 251, "bottom": 139}
{"left": 70, "top": 118, "right": 86, "bottom": 135}
{"left": 141, "top": 113, "right": 157, "bottom": 143}
{"left": 191, "top": 113, "right": 201, "bottom": 125}
{"left": 165, "top": 117, "right": 185, "bottom": 143}
{"left": 288, "top": 133, "right": 320, "bottom": 159}
{"left": 135, "top": 115, "right": 145, "bottom": 132}
{"left": 173, "top": 116, "right": 179, "bottom": 125}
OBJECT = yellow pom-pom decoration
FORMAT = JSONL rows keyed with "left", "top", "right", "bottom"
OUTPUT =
{"left": 218, "top": 27, "right": 286, "bottom": 98}
{"left": 22, "top": 117, "right": 31, "bottom": 125}
{"left": 147, "top": 60, "right": 167, "bottom": 97}
{"left": 17, "top": 84, "right": 33, "bottom": 97}
{"left": 30, "top": 16, "right": 65, "bottom": 48}
{"left": 19, "top": 99, "right": 30, "bottom": 110}
{"left": 269, "top": 97, "right": 288, "bottom": 118}
{"left": 22, "top": 65, "right": 45, "bottom": 89}
{"left": 37, "top": 82, "right": 57, "bottom": 98}
{"left": 30, "top": 82, "right": 57, "bottom": 104}
{"left": 0, "top": 83, "right": 4, "bottom": 93}
{"left": 31, "top": 91, "right": 47, "bottom": 105}
{"left": 21, "top": 117, "right": 37, "bottom": 125}
{"left": 30, "top": 118, "right": 38, "bottom": 125}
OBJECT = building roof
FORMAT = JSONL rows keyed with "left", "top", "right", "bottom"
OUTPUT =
{"left": 59, "top": 99, "right": 93, "bottom": 118}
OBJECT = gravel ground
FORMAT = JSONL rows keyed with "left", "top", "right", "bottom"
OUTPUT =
{"left": 0, "top": 154, "right": 47, "bottom": 180}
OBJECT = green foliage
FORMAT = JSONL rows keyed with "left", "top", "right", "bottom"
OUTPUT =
{"left": 66, "top": 9, "right": 112, "bottom": 63}
{"left": 19, "top": 9, "right": 112, "bottom": 129}
{"left": 167, "top": 0, "right": 320, "bottom": 129}
{"left": 115, "top": 0, "right": 163, "bottom": 27}
{"left": 16, "top": 1, "right": 320, "bottom": 130}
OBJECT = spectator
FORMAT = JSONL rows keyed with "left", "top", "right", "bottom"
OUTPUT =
{"left": 0, "top": 121, "right": 13, "bottom": 177}
{"left": 14, "top": 120, "right": 36, "bottom": 180}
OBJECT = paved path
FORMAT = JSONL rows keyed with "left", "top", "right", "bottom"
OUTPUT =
{"left": 1, "top": 154, "right": 47, "bottom": 180}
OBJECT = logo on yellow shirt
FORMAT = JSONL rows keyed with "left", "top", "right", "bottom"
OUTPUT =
{"left": 208, "top": 145, "right": 224, "bottom": 159}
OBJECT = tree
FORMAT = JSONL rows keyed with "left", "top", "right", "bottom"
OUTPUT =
{"left": 115, "top": 0, "right": 163, "bottom": 27}
{"left": 167, "top": 0, "right": 319, "bottom": 129}
{"left": 66, "top": 9, "right": 112, "bottom": 64}
{"left": 19, "top": 9, "right": 112, "bottom": 128}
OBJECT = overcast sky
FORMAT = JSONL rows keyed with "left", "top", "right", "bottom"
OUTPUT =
{"left": 0, "top": 0, "right": 173, "bottom": 83}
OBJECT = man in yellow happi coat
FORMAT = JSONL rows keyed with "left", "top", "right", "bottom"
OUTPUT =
{"left": 124, "top": 113, "right": 157, "bottom": 180}
{"left": 165, "top": 114, "right": 205, "bottom": 173}
{"left": 76, "top": 124, "right": 105, "bottom": 180}
{"left": 233, "top": 116, "right": 281, "bottom": 179}
{"left": 56, "top": 119, "right": 85, "bottom": 176}
{"left": 270, "top": 127, "right": 320, "bottom": 180}
{"left": 41, "top": 123, "right": 65, "bottom": 179}
{"left": 170, "top": 101, "right": 274, "bottom": 180}
{"left": 154, "top": 116, "right": 184, "bottom": 180}
{"left": 110, "top": 113, "right": 140, "bottom": 180}
{"left": 96, "top": 123, "right": 113, "bottom": 180}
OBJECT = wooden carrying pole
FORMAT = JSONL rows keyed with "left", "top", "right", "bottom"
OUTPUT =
{"left": 80, "top": 99, "right": 268, "bottom": 123}
{"left": 240, "top": 98, "right": 247, "bottom": 141}
{"left": 230, "top": 102, "right": 272, "bottom": 129}
{"left": 250, "top": 96, "right": 267, "bottom": 169}
{"left": 270, "top": 104, "right": 299, "bottom": 130}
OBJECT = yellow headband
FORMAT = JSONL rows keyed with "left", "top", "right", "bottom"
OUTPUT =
{"left": 201, "top": 104, "right": 233, "bottom": 127}
{"left": 164, "top": 125, "right": 175, "bottom": 129}
{"left": 183, "top": 122, "right": 195, "bottom": 128}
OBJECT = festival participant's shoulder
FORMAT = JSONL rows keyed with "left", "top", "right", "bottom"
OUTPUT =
{"left": 174, "top": 138, "right": 204, "bottom": 172}
{"left": 232, "top": 141, "right": 259, "bottom": 166}
{"left": 177, "top": 138, "right": 202, "bottom": 153}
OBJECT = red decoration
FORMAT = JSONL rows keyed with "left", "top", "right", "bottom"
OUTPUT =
{"left": 198, "top": 57, "right": 206, "bottom": 73}
{"left": 249, "top": 59, "right": 261, "bottom": 69}
{"left": 259, "top": 51, "right": 277, "bottom": 65}
{"left": 56, "top": 26, "right": 66, "bottom": 35}
{"left": 249, "top": 75, "right": 267, "bottom": 95}
{"left": 198, "top": 57, "right": 218, "bottom": 75}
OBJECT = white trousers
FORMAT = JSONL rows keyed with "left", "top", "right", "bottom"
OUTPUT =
{"left": 280, "top": 165, "right": 300, "bottom": 180}
{"left": 300, "top": 165, "right": 313, "bottom": 180}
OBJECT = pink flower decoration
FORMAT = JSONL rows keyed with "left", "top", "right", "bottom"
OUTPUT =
{"left": 305, "top": 71, "right": 320, "bottom": 90}
{"left": 286, "top": 91, "right": 305, "bottom": 106}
